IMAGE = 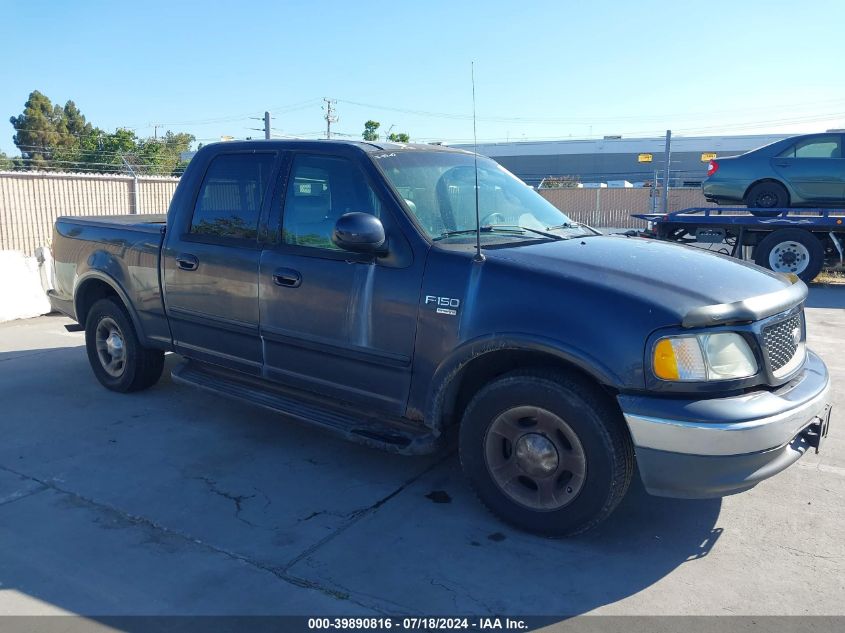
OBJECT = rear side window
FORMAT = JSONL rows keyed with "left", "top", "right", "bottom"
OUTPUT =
{"left": 190, "top": 153, "right": 275, "bottom": 240}
{"left": 779, "top": 136, "right": 842, "bottom": 159}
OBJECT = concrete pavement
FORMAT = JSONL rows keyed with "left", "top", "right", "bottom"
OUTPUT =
{"left": 0, "top": 292, "right": 843, "bottom": 617}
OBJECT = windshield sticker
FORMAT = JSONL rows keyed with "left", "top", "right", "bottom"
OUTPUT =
{"left": 372, "top": 153, "right": 397, "bottom": 159}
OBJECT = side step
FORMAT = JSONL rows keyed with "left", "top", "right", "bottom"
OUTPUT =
{"left": 171, "top": 361, "right": 440, "bottom": 455}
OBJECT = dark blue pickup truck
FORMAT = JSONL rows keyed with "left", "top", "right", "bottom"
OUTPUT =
{"left": 48, "top": 140, "right": 832, "bottom": 535}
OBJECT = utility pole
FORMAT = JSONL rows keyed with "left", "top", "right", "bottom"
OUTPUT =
{"left": 662, "top": 129, "right": 672, "bottom": 214}
{"left": 248, "top": 111, "right": 273, "bottom": 140}
{"left": 323, "top": 98, "right": 338, "bottom": 139}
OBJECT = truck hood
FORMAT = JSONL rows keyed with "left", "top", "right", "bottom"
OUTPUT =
{"left": 485, "top": 235, "right": 797, "bottom": 326}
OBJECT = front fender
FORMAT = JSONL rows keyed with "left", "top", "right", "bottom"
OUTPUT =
{"left": 423, "top": 332, "right": 624, "bottom": 429}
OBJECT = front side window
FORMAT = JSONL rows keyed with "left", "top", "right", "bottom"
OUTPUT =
{"left": 282, "top": 154, "right": 381, "bottom": 249}
{"left": 190, "top": 153, "right": 275, "bottom": 240}
{"left": 372, "top": 150, "right": 589, "bottom": 244}
{"left": 779, "top": 135, "right": 842, "bottom": 159}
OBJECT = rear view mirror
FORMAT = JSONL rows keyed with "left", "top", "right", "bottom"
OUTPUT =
{"left": 332, "top": 213, "right": 387, "bottom": 254}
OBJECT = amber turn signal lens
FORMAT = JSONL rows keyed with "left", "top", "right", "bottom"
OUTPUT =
{"left": 653, "top": 338, "right": 680, "bottom": 380}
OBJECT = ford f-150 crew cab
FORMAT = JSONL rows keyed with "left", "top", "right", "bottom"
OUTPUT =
{"left": 48, "top": 140, "right": 833, "bottom": 535}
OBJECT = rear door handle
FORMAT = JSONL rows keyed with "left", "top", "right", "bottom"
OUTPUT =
{"left": 273, "top": 268, "right": 302, "bottom": 288}
{"left": 775, "top": 162, "right": 791, "bottom": 168}
{"left": 175, "top": 254, "right": 199, "bottom": 271}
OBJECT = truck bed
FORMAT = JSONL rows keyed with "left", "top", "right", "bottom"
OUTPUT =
{"left": 50, "top": 213, "right": 170, "bottom": 348}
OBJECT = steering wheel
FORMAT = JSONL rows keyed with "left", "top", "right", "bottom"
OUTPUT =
{"left": 480, "top": 212, "right": 507, "bottom": 226}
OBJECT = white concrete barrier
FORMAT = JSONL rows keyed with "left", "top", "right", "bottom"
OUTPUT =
{"left": 0, "top": 250, "right": 52, "bottom": 323}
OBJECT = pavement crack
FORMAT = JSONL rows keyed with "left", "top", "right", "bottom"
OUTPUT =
{"left": 429, "top": 576, "right": 496, "bottom": 614}
{"left": 0, "top": 464, "right": 378, "bottom": 612}
{"left": 0, "top": 484, "right": 48, "bottom": 508}
{"left": 776, "top": 543, "right": 842, "bottom": 562}
{"left": 282, "top": 451, "right": 454, "bottom": 574}
{"left": 191, "top": 475, "right": 257, "bottom": 527}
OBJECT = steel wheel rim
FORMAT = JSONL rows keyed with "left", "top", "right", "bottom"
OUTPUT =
{"left": 769, "top": 241, "right": 809, "bottom": 274}
{"left": 484, "top": 405, "right": 587, "bottom": 511}
{"left": 95, "top": 317, "right": 126, "bottom": 377}
{"left": 756, "top": 191, "right": 778, "bottom": 208}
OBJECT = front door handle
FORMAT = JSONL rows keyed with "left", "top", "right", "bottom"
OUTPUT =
{"left": 273, "top": 268, "right": 302, "bottom": 288}
{"left": 175, "top": 254, "right": 199, "bottom": 271}
{"left": 775, "top": 161, "right": 791, "bottom": 168}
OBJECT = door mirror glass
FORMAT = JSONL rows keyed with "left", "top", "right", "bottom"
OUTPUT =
{"left": 332, "top": 212, "right": 386, "bottom": 254}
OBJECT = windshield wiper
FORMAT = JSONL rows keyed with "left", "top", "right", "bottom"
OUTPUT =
{"left": 489, "top": 224, "right": 566, "bottom": 241}
{"left": 546, "top": 221, "right": 602, "bottom": 236}
{"left": 434, "top": 225, "right": 565, "bottom": 242}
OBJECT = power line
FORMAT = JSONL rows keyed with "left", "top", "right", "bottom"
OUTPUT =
{"left": 335, "top": 96, "right": 845, "bottom": 125}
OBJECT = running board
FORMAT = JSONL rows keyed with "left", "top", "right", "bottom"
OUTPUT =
{"left": 171, "top": 361, "right": 439, "bottom": 455}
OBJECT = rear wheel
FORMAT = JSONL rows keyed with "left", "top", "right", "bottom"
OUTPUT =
{"left": 744, "top": 182, "right": 789, "bottom": 217}
{"left": 85, "top": 298, "right": 164, "bottom": 392}
{"left": 459, "top": 369, "right": 634, "bottom": 536}
{"left": 754, "top": 228, "right": 824, "bottom": 282}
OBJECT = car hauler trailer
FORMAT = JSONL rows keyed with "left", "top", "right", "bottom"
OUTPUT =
{"left": 633, "top": 207, "right": 845, "bottom": 282}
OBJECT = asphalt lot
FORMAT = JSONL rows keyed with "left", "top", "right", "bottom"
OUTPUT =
{"left": 0, "top": 287, "right": 843, "bottom": 618}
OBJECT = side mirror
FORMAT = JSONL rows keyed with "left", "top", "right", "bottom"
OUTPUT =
{"left": 332, "top": 212, "right": 387, "bottom": 254}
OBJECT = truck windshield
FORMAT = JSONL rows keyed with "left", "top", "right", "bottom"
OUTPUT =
{"left": 372, "top": 150, "right": 588, "bottom": 243}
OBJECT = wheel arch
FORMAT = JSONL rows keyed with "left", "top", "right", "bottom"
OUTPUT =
{"left": 74, "top": 272, "right": 148, "bottom": 345}
{"left": 743, "top": 178, "right": 792, "bottom": 203}
{"left": 424, "top": 335, "right": 623, "bottom": 434}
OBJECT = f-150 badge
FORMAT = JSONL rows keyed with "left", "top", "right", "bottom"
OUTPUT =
{"left": 425, "top": 295, "right": 460, "bottom": 316}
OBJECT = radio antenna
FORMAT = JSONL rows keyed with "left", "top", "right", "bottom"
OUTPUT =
{"left": 471, "top": 61, "right": 485, "bottom": 263}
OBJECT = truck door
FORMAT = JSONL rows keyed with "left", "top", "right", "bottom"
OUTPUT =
{"left": 772, "top": 134, "right": 845, "bottom": 202}
{"left": 162, "top": 151, "right": 277, "bottom": 375}
{"left": 258, "top": 151, "right": 422, "bottom": 415}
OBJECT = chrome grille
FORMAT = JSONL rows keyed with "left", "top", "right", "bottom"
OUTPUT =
{"left": 762, "top": 312, "right": 803, "bottom": 373}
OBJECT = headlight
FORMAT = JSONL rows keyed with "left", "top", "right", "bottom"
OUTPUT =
{"left": 653, "top": 333, "right": 757, "bottom": 381}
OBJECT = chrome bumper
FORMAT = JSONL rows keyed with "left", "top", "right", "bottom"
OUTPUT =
{"left": 618, "top": 350, "right": 831, "bottom": 498}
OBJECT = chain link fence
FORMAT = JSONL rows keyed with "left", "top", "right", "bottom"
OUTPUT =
{"left": 538, "top": 186, "right": 718, "bottom": 229}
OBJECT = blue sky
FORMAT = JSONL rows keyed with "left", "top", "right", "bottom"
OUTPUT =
{"left": 2, "top": 0, "right": 845, "bottom": 154}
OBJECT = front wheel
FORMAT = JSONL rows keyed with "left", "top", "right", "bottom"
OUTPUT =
{"left": 85, "top": 298, "right": 165, "bottom": 392}
{"left": 459, "top": 370, "right": 634, "bottom": 536}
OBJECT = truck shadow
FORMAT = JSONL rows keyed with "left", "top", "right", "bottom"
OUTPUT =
{"left": 289, "top": 452, "right": 724, "bottom": 615}
{"left": 0, "top": 342, "right": 723, "bottom": 617}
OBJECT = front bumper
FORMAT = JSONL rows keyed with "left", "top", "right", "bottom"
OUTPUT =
{"left": 618, "top": 350, "right": 831, "bottom": 498}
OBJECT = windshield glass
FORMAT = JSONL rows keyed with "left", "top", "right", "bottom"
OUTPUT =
{"left": 372, "top": 150, "right": 586, "bottom": 242}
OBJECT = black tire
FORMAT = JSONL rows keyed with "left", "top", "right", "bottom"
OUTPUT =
{"left": 744, "top": 182, "right": 789, "bottom": 217}
{"left": 754, "top": 229, "right": 824, "bottom": 283}
{"left": 84, "top": 298, "right": 164, "bottom": 392}
{"left": 459, "top": 369, "right": 634, "bottom": 537}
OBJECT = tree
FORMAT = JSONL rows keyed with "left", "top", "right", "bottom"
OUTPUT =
{"left": 0, "top": 151, "right": 13, "bottom": 170}
{"left": 362, "top": 120, "right": 380, "bottom": 141}
{"left": 62, "top": 100, "right": 92, "bottom": 138}
{"left": 135, "top": 130, "right": 195, "bottom": 175}
{"left": 539, "top": 175, "right": 580, "bottom": 189}
{"left": 8, "top": 90, "right": 195, "bottom": 174}
{"left": 9, "top": 90, "right": 65, "bottom": 168}
{"left": 387, "top": 132, "right": 410, "bottom": 143}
